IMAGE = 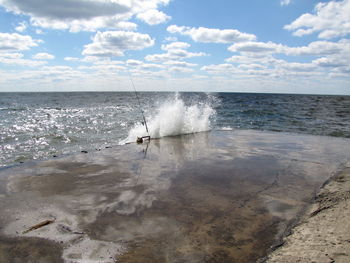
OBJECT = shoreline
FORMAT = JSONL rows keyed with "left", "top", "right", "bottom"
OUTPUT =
{"left": 266, "top": 162, "right": 350, "bottom": 262}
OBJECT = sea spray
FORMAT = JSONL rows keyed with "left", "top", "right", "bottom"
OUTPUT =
{"left": 121, "top": 94, "right": 216, "bottom": 143}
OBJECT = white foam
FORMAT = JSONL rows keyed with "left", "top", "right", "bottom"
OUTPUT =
{"left": 121, "top": 94, "right": 215, "bottom": 144}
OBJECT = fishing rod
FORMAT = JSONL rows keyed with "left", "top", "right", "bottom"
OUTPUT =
{"left": 127, "top": 70, "right": 149, "bottom": 133}
{"left": 127, "top": 70, "right": 150, "bottom": 143}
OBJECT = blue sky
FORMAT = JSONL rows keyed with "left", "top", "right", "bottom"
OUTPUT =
{"left": 0, "top": 0, "right": 349, "bottom": 94}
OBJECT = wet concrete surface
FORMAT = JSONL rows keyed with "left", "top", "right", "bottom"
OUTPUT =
{"left": 0, "top": 130, "right": 350, "bottom": 263}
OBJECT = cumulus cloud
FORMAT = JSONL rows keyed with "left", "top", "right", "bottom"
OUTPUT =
{"left": 32, "top": 52, "right": 55, "bottom": 60}
{"left": 238, "top": 63, "right": 266, "bottom": 70}
{"left": 140, "top": 63, "right": 164, "bottom": 70}
{"left": 228, "top": 41, "right": 285, "bottom": 53}
{"left": 0, "top": 52, "right": 23, "bottom": 59}
{"left": 226, "top": 55, "right": 272, "bottom": 64}
{"left": 161, "top": 41, "right": 191, "bottom": 51}
{"left": 0, "top": 58, "right": 47, "bottom": 67}
{"left": 0, "top": 0, "right": 127, "bottom": 19}
{"left": 136, "top": 9, "right": 171, "bottom": 25}
{"left": 280, "top": 0, "right": 292, "bottom": 6}
{"left": 284, "top": 0, "right": 350, "bottom": 39}
{"left": 116, "top": 21, "right": 138, "bottom": 31}
{"left": 313, "top": 57, "right": 347, "bottom": 68}
{"left": 145, "top": 41, "right": 206, "bottom": 62}
{"left": 78, "top": 63, "right": 126, "bottom": 73}
{"left": 228, "top": 39, "right": 350, "bottom": 58}
{"left": 168, "top": 66, "right": 194, "bottom": 73}
{"left": 125, "top": 59, "right": 164, "bottom": 71}
{"left": 201, "top": 59, "right": 322, "bottom": 78}
{"left": 145, "top": 51, "right": 206, "bottom": 63}
{"left": 167, "top": 25, "right": 256, "bottom": 43}
{"left": 285, "top": 40, "right": 350, "bottom": 56}
{"left": 64, "top": 57, "right": 80, "bottom": 61}
{"left": 164, "top": 61, "right": 197, "bottom": 67}
{"left": 201, "top": 63, "right": 236, "bottom": 74}
{"left": 0, "top": 32, "right": 41, "bottom": 51}
{"left": 35, "top": 29, "right": 44, "bottom": 34}
{"left": 164, "top": 36, "right": 177, "bottom": 42}
{"left": 226, "top": 38, "right": 350, "bottom": 77}
{"left": 310, "top": 40, "right": 350, "bottom": 73}
{"left": 278, "top": 61, "right": 317, "bottom": 72}
{"left": 82, "top": 31, "right": 155, "bottom": 57}
{"left": 31, "top": 16, "right": 138, "bottom": 33}
{"left": 126, "top": 59, "right": 143, "bottom": 66}
{"left": 15, "top": 21, "right": 27, "bottom": 32}
{"left": 0, "top": 52, "right": 47, "bottom": 67}
{"left": 0, "top": 0, "right": 170, "bottom": 32}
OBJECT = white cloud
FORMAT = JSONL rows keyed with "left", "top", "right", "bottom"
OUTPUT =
{"left": 127, "top": 59, "right": 143, "bottom": 66}
{"left": 94, "top": 59, "right": 124, "bottom": 65}
{"left": 280, "top": 0, "right": 292, "bottom": 6}
{"left": 0, "top": 0, "right": 170, "bottom": 32}
{"left": 115, "top": 21, "right": 138, "bottom": 31}
{"left": 285, "top": 40, "right": 350, "bottom": 56}
{"left": 140, "top": 63, "right": 164, "bottom": 70}
{"left": 201, "top": 59, "right": 323, "bottom": 79}
{"left": 145, "top": 49, "right": 206, "bottom": 63}
{"left": 164, "top": 36, "right": 177, "bottom": 42}
{"left": 0, "top": 59, "right": 46, "bottom": 67}
{"left": 310, "top": 41, "right": 350, "bottom": 74}
{"left": 64, "top": 57, "right": 80, "bottom": 61}
{"left": 35, "top": 29, "right": 44, "bottom": 34}
{"left": 15, "top": 21, "right": 27, "bottom": 32}
{"left": 130, "top": 0, "right": 170, "bottom": 12}
{"left": 226, "top": 54, "right": 276, "bottom": 65}
{"left": 80, "top": 58, "right": 165, "bottom": 74}
{"left": 167, "top": 25, "right": 257, "bottom": 43}
{"left": 313, "top": 57, "right": 347, "bottom": 68}
{"left": 228, "top": 41, "right": 285, "bottom": 53}
{"left": 200, "top": 63, "right": 248, "bottom": 76}
{"left": 146, "top": 40, "right": 206, "bottom": 62}
{"left": 278, "top": 61, "right": 317, "bottom": 72}
{"left": 228, "top": 39, "right": 350, "bottom": 58}
{"left": 164, "top": 61, "right": 197, "bottom": 67}
{"left": 201, "top": 63, "right": 236, "bottom": 74}
{"left": 0, "top": 32, "right": 41, "bottom": 51}
{"left": 225, "top": 38, "right": 350, "bottom": 78}
{"left": 32, "top": 52, "right": 55, "bottom": 60}
{"left": 0, "top": 52, "right": 23, "bottom": 59}
{"left": 78, "top": 64, "right": 126, "bottom": 73}
{"left": 161, "top": 41, "right": 191, "bottom": 51}
{"left": 136, "top": 9, "right": 171, "bottom": 25}
{"left": 82, "top": 31, "right": 155, "bottom": 57}
{"left": 0, "top": 55, "right": 47, "bottom": 67}
{"left": 285, "top": 0, "right": 350, "bottom": 39}
{"left": 168, "top": 66, "right": 194, "bottom": 73}
{"left": 238, "top": 63, "right": 266, "bottom": 70}
{"left": 30, "top": 16, "right": 138, "bottom": 33}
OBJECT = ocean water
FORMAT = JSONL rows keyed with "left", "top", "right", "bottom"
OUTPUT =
{"left": 0, "top": 92, "right": 349, "bottom": 168}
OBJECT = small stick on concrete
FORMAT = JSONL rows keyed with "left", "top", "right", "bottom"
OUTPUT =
{"left": 22, "top": 219, "right": 55, "bottom": 234}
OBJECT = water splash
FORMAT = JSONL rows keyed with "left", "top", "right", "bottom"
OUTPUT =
{"left": 121, "top": 94, "right": 216, "bottom": 144}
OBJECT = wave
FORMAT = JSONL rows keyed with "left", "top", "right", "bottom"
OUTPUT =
{"left": 120, "top": 94, "right": 216, "bottom": 144}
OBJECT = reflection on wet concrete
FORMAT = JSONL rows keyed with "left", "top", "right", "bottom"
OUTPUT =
{"left": 1, "top": 130, "right": 350, "bottom": 262}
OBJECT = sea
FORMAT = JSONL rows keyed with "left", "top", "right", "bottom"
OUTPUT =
{"left": 1, "top": 92, "right": 349, "bottom": 168}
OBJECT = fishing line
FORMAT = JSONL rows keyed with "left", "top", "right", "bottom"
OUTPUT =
{"left": 127, "top": 69, "right": 149, "bottom": 134}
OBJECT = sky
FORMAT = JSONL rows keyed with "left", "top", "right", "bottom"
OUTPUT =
{"left": 0, "top": 0, "right": 349, "bottom": 94}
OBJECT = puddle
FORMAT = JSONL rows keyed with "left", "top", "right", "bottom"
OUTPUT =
{"left": 0, "top": 130, "right": 350, "bottom": 262}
